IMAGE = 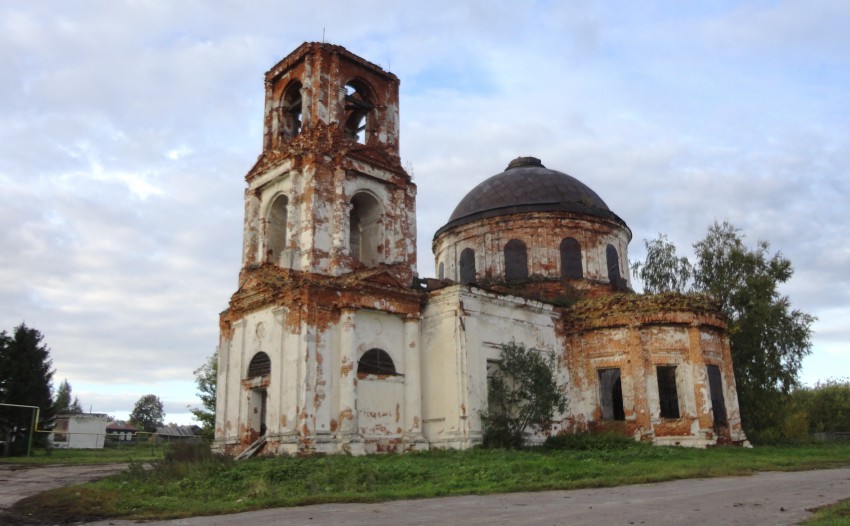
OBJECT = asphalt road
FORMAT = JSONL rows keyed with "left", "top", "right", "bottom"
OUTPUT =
{"left": 1, "top": 463, "right": 848, "bottom": 525}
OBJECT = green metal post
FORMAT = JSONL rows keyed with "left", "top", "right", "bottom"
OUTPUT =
{"left": 0, "top": 403, "right": 41, "bottom": 457}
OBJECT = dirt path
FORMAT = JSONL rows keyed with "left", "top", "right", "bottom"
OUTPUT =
{"left": 0, "top": 463, "right": 127, "bottom": 517}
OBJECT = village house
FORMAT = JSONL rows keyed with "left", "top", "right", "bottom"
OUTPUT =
{"left": 213, "top": 42, "right": 748, "bottom": 456}
{"left": 52, "top": 413, "right": 108, "bottom": 449}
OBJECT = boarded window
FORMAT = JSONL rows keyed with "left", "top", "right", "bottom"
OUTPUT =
{"left": 598, "top": 368, "right": 625, "bottom": 421}
{"left": 247, "top": 352, "right": 271, "bottom": 378}
{"left": 606, "top": 244, "right": 621, "bottom": 287}
{"left": 707, "top": 365, "right": 728, "bottom": 429}
{"left": 504, "top": 239, "right": 528, "bottom": 282}
{"left": 560, "top": 237, "right": 582, "bottom": 279}
{"left": 459, "top": 248, "right": 476, "bottom": 284}
{"left": 358, "top": 348, "right": 397, "bottom": 376}
{"left": 656, "top": 366, "right": 680, "bottom": 419}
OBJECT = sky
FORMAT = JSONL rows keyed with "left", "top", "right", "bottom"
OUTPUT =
{"left": 1, "top": 1, "right": 848, "bottom": 425}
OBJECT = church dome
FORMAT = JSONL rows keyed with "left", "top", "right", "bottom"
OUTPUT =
{"left": 436, "top": 156, "right": 624, "bottom": 236}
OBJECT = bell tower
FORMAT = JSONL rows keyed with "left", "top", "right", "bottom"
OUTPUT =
{"left": 217, "top": 43, "right": 425, "bottom": 456}
{"left": 240, "top": 42, "right": 417, "bottom": 283}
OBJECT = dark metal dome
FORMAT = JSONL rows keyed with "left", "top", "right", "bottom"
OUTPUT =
{"left": 436, "top": 157, "right": 625, "bottom": 236}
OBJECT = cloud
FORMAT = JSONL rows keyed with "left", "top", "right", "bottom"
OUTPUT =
{"left": 1, "top": 0, "right": 848, "bottom": 420}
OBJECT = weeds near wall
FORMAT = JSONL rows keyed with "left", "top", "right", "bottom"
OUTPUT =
{"left": 481, "top": 341, "right": 567, "bottom": 448}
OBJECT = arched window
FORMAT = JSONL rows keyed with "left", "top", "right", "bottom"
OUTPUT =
{"left": 281, "top": 81, "right": 302, "bottom": 141}
{"left": 349, "top": 192, "right": 382, "bottom": 266}
{"left": 438, "top": 262, "right": 445, "bottom": 280}
{"left": 344, "top": 79, "right": 373, "bottom": 144}
{"left": 560, "top": 237, "right": 582, "bottom": 279}
{"left": 267, "top": 195, "right": 288, "bottom": 265}
{"left": 459, "top": 248, "right": 476, "bottom": 284}
{"left": 358, "top": 348, "right": 397, "bottom": 376}
{"left": 504, "top": 239, "right": 528, "bottom": 282}
{"left": 606, "top": 244, "right": 621, "bottom": 287}
{"left": 247, "top": 352, "right": 271, "bottom": 378}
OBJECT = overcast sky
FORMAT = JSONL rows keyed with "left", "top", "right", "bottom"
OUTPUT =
{"left": 2, "top": 1, "right": 848, "bottom": 425}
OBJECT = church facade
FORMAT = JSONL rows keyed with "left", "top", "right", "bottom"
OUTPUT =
{"left": 213, "top": 42, "right": 748, "bottom": 456}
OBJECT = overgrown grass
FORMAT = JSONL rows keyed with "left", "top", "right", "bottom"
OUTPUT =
{"left": 803, "top": 498, "right": 850, "bottom": 525}
{"left": 0, "top": 443, "right": 164, "bottom": 464}
{"left": 12, "top": 440, "right": 850, "bottom": 523}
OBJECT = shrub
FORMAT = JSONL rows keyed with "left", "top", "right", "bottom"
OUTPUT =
{"left": 481, "top": 342, "right": 567, "bottom": 449}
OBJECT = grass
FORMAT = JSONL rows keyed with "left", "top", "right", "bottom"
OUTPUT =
{"left": 11, "top": 439, "right": 850, "bottom": 523}
{"left": 804, "top": 498, "right": 850, "bottom": 525}
{"left": 0, "top": 443, "right": 164, "bottom": 464}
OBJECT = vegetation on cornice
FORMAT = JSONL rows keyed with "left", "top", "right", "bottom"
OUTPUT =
{"left": 565, "top": 291, "right": 724, "bottom": 327}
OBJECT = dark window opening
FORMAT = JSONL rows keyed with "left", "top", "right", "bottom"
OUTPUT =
{"left": 459, "top": 248, "right": 476, "bottom": 284}
{"left": 560, "top": 237, "right": 583, "bottom": 279}
{"left": 438, "top": 262, "right": 445, "bottom": 280}
{"left": 598, "top": 368, "right": 625, "bottom": 421}
{"left": 707, "top": 365, "right": 728, "bottom": 430}
{"left": 250, "top": 388, "right": 268, "bottom": 436}
{"left": 281, "top": 81, "right": 302, "bottom": 140}
{"left": 344, "top": 80, "right": 373, "bottom": 144}
{"left": 606, "top": 244, "right": 622, "bottom": 288}
{"left": 504, "top": 239, "right": 528, "bottom": 282}
{"left": 657, "top": 366, "right": 680, "bottom": 419}
{"left": 358, "top": 348, "right": 397, "bottom": 376}
{"left": 247, "top": 352, "right": 271, "bottom": 378}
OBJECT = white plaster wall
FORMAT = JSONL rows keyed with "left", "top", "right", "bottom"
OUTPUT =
{"left": 55, "top": 416, "right": 107, "bottom": 449}
{"left": 216, "top": 307, "right": 295, "bottom": 445}
{"left": 419, "top": 295, "right": 458, "bottom": 445}
{"left": 421, "top": 286, "right": 563, "bottom": 447}
{"left": 351, "top": 309, "right": 407, "bottom": 446}
{"left": 358, "top": 376, "right": 404, "bottom": 439}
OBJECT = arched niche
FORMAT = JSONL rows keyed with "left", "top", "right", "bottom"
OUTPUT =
{"left": 349, "top": 192, "right": 383, "bottom": 266}
{"left": 266, "top": 194, "right": 288, "bottom": 265}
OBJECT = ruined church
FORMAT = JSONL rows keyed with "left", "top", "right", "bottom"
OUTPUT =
{"left": 213, "top": 42, "right": 748, "bottom": 456}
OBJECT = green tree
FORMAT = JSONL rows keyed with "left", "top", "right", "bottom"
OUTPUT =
{"left": 631, "top": 234, "right": 693, "bottom": 294}
{"left": 0, "top": 324, "right": 55, "bottom": 456}
{"left": 129, "top": 394, "right": 165, "bottom": 433}
{"left": 796, "top": 378, "right": 850, "bottom": 434}
{"left": 53, "top": 379, "right": 83, "bottom": 415}
{"left": 632, "top": 221, "right": 815, "bottom": 438}
{"left": 190, "top": 350, "right": 217, "bottom": 439}
{"left": 481, "top": 342, "right": 567, "bottom": 449}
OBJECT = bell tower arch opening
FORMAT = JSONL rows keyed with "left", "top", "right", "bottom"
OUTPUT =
{"left": 344, "top": 79, "right": 374, "bottom": 144}
{"left": 281, "top": 81, "right": 303, "bottom": 141}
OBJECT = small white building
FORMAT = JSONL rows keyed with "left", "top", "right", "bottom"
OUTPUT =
{"left": 52, "top": 413, "right": 108, "bottom": 449}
